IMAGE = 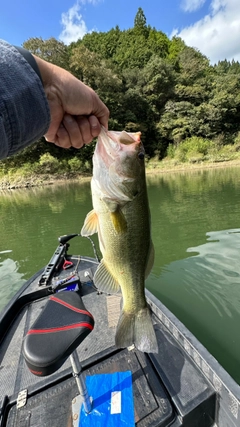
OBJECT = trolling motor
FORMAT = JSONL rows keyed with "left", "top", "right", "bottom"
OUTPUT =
{"left": 58, "top": 233, "right": 80, "bottom": 245}
{"left": 38, "top": 234, "right": 80, "bottom": 287}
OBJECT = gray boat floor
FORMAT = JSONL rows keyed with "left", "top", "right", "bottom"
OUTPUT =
{"left": 0, "top": 256, "right": 176, "bottom": 427}
{"left": 0, "top": 255, "right": 238, "bottom": 426}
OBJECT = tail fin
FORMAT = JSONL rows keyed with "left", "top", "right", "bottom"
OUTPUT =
{"left": 115, "top": 307, "right": 158, "bottom": 353}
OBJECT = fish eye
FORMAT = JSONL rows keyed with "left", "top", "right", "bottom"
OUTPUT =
{"left": 138, "top": 152, "right": 145, "bottom": 160}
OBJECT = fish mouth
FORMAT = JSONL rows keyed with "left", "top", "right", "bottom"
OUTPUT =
{"left": 95, "top": 128, "right": 142, "bottom": 169}
{"left": 92, "top": 128, "right": 145, "bottom": 203}
{"left": 109, "top": 130, "right": 141, "bottom": 146}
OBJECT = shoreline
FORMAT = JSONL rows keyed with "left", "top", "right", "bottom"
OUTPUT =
{"left": 145, "top": 158, "right": 240, "bottom": 174}
{"left": 1, "top": 159, "right": 240, "bottom": 190}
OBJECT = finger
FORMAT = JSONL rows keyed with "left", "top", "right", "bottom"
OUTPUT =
{"left": 89, "top": 115, "right": 101, "bottom": 138}
{"left": 76, "top": 116, "right": 93, "bottom": 146}
{"left": 44, "top": 102, "right": 64, "bottom": 144}
{"left": 54, "top": 124, "right": 72, "bottom": 148}
{"left": 63, "top": 114, "right": 83, "bottom": 148}
{"left": 91, "top": 93, "right": 109, "bottom": 129}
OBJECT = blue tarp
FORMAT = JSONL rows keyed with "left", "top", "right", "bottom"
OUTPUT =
{"left": 79, "top": 371, "right": 135, "bottom": 426}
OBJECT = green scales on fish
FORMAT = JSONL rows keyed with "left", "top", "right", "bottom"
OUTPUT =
{"left": 81, "top": 128, "right": 158, "bottom": 353}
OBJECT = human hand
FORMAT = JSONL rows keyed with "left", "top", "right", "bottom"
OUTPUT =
{"left": 33, "top": 55, "right": 109, "bottom": 148}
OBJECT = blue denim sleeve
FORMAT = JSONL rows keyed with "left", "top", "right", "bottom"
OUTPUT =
{"left": 0, "top": 40, "right": 50, "bottom": 160}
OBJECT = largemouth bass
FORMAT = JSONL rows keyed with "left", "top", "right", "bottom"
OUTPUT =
{"left": 81, "top": 128, "right": 158, "bottom": 353}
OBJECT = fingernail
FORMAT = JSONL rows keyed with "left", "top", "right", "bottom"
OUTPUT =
{"left": 90, "top": 115, "right": 99, "bottom": 129}
{"left": 64, "top": 114, "right": 73, "bottom": 123}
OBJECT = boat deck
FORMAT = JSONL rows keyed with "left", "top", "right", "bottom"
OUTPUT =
{"left": 0, "top": 255, "right": 239, "bottom": 426}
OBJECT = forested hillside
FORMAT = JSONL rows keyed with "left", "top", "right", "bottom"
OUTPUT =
{"left": 2, "top": 7, "right": 240, "bottom": 179}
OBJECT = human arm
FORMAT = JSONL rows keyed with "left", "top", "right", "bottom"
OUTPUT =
{"left": 0, "top": 39, "right": 50, "bottom": 159}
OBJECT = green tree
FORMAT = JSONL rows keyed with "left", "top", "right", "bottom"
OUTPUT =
{"left": 23, "top": 37, "right": 70, "bottom": 69}
{"left": 139, "top": 56, "right": 175, "bottom": 112}
{"left": 70, "top": 44, "right": 124, "bottom": 125}
{"left": 158, "top": 100, "right": 195, "bottom": 144}
{"left": 177, "top": 46, "right": 210, "bottom": 86}
{"left": 147, "top": 28, "right": 169, "bottom": 58}
{"left": 3, "top": 8, "right": 240, "bottom": 171}
{"left": 168, "top": 36, "right": 186, "bottom": 65}
{"left": 214, "top": 59, "right": 240, "bottom": 75}
{"left": 209, "top": 74, "right": 240, "bottom": 135}
{"left": 73, "top": 27, "right": 121, "bottom": 61}
{"left": 134, "top": 7, "right": 147, "bottom": 29}
{"left": 133, "top": 7, "right": 149, "bottom": 38}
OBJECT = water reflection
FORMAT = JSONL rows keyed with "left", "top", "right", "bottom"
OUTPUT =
{"left": 187, "top": 229, "right": 240, "bottom": 317}
{"left": 147, "top": 227, "right": 240, "bottom": 383}
{"left": 0, "top": 254, "right": 25, "bottom": 312}
{"left": 1, "top": 168, "right": 240, "bottom": 382}
{"left": 145, "top": 168, "right": 240, "bottom": 382}
{"left": 0, "top": 181, "right": 96, "bottom": 283}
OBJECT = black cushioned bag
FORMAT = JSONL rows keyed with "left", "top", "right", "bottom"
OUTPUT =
{"left": 23, "top": 291, "right": 94, "bottom": 376}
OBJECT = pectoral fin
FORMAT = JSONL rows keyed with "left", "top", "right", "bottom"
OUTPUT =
{"left": 102, "top": 199, "right": 127, "bottom": 233}
{"left": 81, "top": 209, "right": 98, "bottom": 236}
{"left": 94, "top": 260, "right": 120, "bottom": 294}
{"left": 110, "top": 208, "right": 127, "bottom": 233}
{"left": 145, "top": 241, "right": 155, "bottom": 279}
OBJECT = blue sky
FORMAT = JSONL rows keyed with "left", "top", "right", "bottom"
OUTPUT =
{"left": 1, "top": 0, "right": 240, "bottom": 64}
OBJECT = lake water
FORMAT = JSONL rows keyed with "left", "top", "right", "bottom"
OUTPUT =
{"left": 0, "top": 166, "right": 240, "bottom": 383}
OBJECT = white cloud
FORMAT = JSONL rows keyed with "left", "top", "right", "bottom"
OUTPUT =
{"left": 59, "top": 0, "right": 98, "bottom": 45}
{"left": 181, "top": 0, "right": 207, "bottom": 12}
{"left": 210, "top": 0, "right": 227, "bottom": 14}
{"left": 173, "top": 0, "right": 240, "bottom": 64}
